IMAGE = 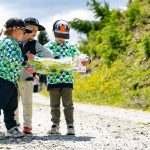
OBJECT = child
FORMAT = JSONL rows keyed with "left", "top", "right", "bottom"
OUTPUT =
{"left": 44, "top": 20, "right": 91, "bottom": 135}
{"left": 15, "top": 17, "right": 55, "bottom": 134}
{"left": 0, "top": 17, "right": 32, "bottom": 138}
{"left": 33, "top": 73, "right": 40, "bottom": 92}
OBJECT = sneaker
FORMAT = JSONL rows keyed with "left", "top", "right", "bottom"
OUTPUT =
{"left": 5, "top": 127, "right": 24, "bottom": 138}
{"left": 67, "top": 124, "right": 75, "bottom": 135}
{"left": 23, "top": 127, "right": 32, "bottom": 134}
{"left": 47, "top": 124, "right": 60, "bottom": 135}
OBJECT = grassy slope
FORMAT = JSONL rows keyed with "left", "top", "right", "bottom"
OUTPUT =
{"left": 72, "top": 0, "right": 150, "bottom": 111}
{"left": 41, "top": 0, "right": 150, "bottom": 111}
{"left": 73, "top": 45, "right": 150, "bottom": 110}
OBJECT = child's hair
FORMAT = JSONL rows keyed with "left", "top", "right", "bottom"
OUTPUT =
{"left": 0, "top": 27, "right": 13, "bottom": 36}
{"left": 3, "top": 28, "right": 13, "bottom": 36}
{"left": 0, "top": 29, "right": 3, "bottom": 36}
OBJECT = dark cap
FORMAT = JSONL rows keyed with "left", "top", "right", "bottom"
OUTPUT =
{"left": 5, "top": 18, "right": 32, "bottom": 33}
{"left": 24, "top": 17, "right": 45, "bottom": 31}
{"left": 53, "top": 20, "right": 70, "bottom": 39}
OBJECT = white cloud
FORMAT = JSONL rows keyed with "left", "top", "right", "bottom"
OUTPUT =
{"left": 0, "top": 2, "right": 128, "bottom": 43}
{"left": 41, "top": 9, "right": 94, "bottom": 44}
{"left": 111, "top": 4, "right": 127, "bottom": 11}
{"left": 119, "top": 5, "right": 127, "bottom": 11}
{"left": 0, "top": 5, "right": 19, "bottom": 39}
{"left": 0, "top": 5, "right": 19, "bottom": 26}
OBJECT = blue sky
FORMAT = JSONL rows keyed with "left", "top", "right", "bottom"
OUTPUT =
{"left": 0, "top": 0, "right": 128, "bottom": 43}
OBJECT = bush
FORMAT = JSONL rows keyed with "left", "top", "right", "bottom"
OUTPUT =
{"left": 127, "top": 2, "right": 140, "bottom": 28}
{"left": 143, "top": 35, "right": 150, "bottom": 58}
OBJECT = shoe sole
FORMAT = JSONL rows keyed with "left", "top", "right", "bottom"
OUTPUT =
{"left": 24, "top": 132, "right": 32, "bottom": 135}
{"left": 66, "top": 133, "right": 75, "bottom": 135}
{"left": 5, "top": 135, "right": 24, "bottom": 138}
{"left": 48, "top": 133, "right": 61, "bottom": 135}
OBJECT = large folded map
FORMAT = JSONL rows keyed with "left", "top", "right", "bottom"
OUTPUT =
{"left": 28, "top": 55, "right": 86, "bottom": 74}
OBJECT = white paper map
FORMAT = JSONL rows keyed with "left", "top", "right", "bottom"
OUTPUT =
{"left": 29, "top": 54, "right": 87, "bottom": 74}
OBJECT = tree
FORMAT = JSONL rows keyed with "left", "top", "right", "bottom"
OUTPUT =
{"left": 126, "top": 2, "right": 140, "bottom": 29}
{"left": 127, "top": 0, "right": 133, "bottom": 7}
{"left": 87, "top": 0, "right": 110, "bottom": 20}
{"left": 69, "top": 19, "right": 93, "bottom": 35}
{"left": 38, "top": 31, "right": 49, "bottom": 45}
{"left": 69, "top": 0, "right": 110, "bottom": 36}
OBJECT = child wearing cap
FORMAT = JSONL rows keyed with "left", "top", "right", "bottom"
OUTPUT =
{"left": 15, "top": 17, "right": 55, "bottom": 134}
{"left": 44, "top": 20, "right": 91, "bottom": 135}
{"left": 0, "top": 17, "right": 33, "bottom": 138}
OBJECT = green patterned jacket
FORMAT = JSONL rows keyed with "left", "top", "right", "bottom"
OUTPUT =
{"left": 44, "top": 41, "right": 81, "bottom": 89}
{"left": 0, "top": 36, "right": 24, "bottom": 84}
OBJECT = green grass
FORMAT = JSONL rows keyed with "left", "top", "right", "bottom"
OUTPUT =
{"left": 40, "top": 52, "right": 150, "bottom": 112}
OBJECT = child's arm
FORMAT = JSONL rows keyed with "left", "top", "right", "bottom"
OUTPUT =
{"left": 21, "top": 52, "right": 35, "bottom": 68}
{"left": 71, "top": 44, "right": 91, "bottom": 66}
{"left": 35, "top": 41, "right": 55, "bottom": 58}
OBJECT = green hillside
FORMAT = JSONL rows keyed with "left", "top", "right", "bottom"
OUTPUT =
{"left": 71, "top": 0, "right": 150, "bottom": 110}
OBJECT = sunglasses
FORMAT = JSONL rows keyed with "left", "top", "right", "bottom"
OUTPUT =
{"left": 19, "top": 27, "right": 26, "bottom": 33}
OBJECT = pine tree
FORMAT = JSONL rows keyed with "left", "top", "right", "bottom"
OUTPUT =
{"left": 88, "top": 0, "right": 110, "bottom": 19}
{"left": 70, "top": 0, "right": 110, "bottom": 36}
{"left": 38, "top": 31, "right": 49, "bottom": 45}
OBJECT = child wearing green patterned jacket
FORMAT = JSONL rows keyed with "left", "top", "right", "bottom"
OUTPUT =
{"left": 0, "top": 18, "right": 33, "bottom": 138}
{"left": 44, "top": 20, "right": 91, "bottom": 135}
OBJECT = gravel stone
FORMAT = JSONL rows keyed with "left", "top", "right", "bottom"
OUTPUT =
{"left": 0, "top": 93, "right": 150, "bottom": 150}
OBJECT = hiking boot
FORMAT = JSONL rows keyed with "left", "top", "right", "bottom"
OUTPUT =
{"left": 47, "top": 124, "right": 60, "bottom": 135}
{"left": 5, "top": 127, "right": 24, "bottom": 138}
{"left": 67, "top": 124, "right": 75, "bottom": 135}
{"left": 23, "top": 127, "right": 32, "bottom": 134}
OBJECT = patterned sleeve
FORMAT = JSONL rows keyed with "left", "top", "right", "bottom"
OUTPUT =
{"left": 69, "top": 44, "right": 81, "bottom": 57}
{"left": 2, "top": 39, "right": 23, "bottom": 65}
{"left": 70, "top": 44, "right": 91, "bottom": 62}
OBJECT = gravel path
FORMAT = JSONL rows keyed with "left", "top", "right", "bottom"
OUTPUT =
{"left": 0, "top": 93, "right": 150, "bottom": 150}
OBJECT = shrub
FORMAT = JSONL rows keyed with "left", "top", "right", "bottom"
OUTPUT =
{"left": 143, "top": 35, "right": 150, "bottom": 58}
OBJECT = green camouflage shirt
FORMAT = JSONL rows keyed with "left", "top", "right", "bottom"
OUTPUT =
{"left": 0, "top": 36, "right": 24, "bottom": 83}
{"left": 44, "top": 41, "right": 81, "bottom": 87}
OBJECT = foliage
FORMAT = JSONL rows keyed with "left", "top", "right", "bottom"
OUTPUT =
{"left": 87, "top": 0, "right": 110, "bottom": 20}
{"left": 69, "top": 19, "right": 94, "bottom": 35}
{"left": 41, "top": 0, "right": 150, "bottom": 111}
{"left": 126, "top": 2, "right": 141, "bottom": 29}
{"left": 70, "top": 0, "right": 111, "bottom": 36}
{"left": 143, "top": 35, "right": 150, "bottom": 58}
{"left": 73, "top": 55, "right": 150, "bottom": 110}
{"left": 38, "top": 31, "right": 49, "bottom": 45}
{"left": 72, "top": 0, "right": 150, "bottom": 110}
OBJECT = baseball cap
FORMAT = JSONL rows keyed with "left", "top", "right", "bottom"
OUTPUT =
{"left": 5, "top": 18, "right": 32, "bottom": 33}
{"left": 24, "top": 17, "right": 45, "bottom": 31}
{"left": 53, "top": 20, "right": 70, "bottom": 39}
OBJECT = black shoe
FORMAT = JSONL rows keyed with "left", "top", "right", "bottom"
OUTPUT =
{"left": 67, "top": 124, "right": 75, "bottom": 135}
